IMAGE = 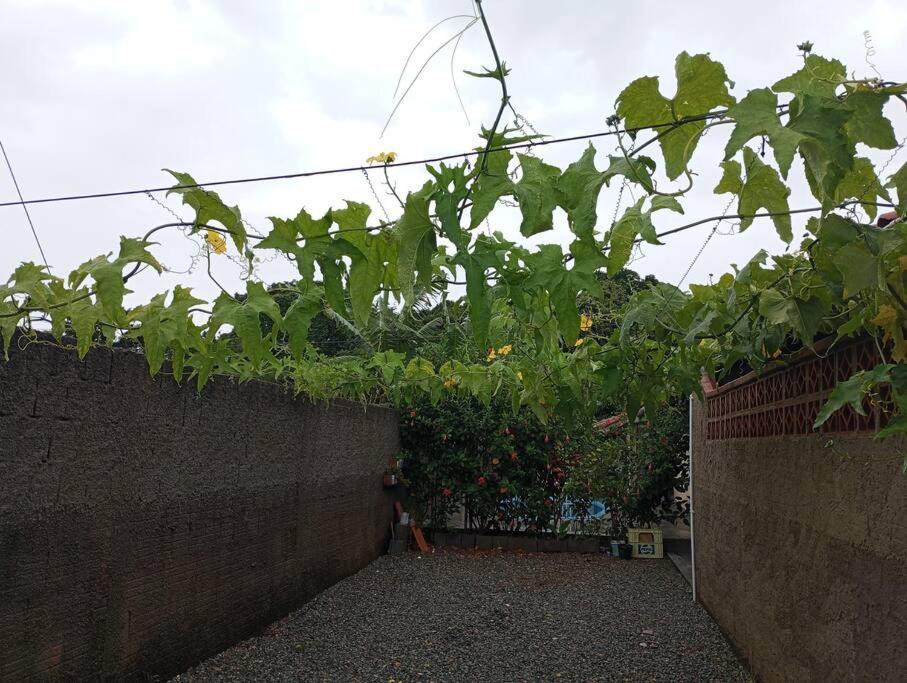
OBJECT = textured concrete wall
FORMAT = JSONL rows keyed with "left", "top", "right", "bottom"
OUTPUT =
{"left": 692, "top": 398, "right": 907, "bottom": 681}
{"left": 0, "top": 341, "right": 399, "bottom": 680}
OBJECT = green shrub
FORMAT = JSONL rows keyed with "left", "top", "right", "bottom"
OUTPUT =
{"left": 565, "top": 401, "right": 689, "bottom": 539}
{"left": 399, "top": 396, "right": 597, "bottom": 534}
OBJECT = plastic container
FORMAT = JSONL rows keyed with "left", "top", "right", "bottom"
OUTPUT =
{"left": 627, "top": 527, "right": 663, "bottom": 559}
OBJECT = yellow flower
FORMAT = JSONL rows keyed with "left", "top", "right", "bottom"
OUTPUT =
{"left": 579, "top": 313, "right": 593, "bottom": 332}
{"left": 205, "top": 230, "right": 227, "bottom": 255}
{"left": 516, "top": 371, "right": 523, "bottom": 381}
{"left": 870, "top": 304, "right": 898, "bottom": 328}
{"left": 574, "top": 338, "right": 584, "bottom": 347}
{"left": 497, "top": 344, "right": 512, "bottom": 356}
{"left": 486, "top": 347, "right": 497, "bottom": 362}
{"left": 443, "top": 377, "right": 459, "bottom": 389}
{"left": 366, "top": 151, "right": 398, "bottom": 165}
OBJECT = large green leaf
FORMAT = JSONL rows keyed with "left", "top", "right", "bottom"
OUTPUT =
{"left": 605, "top": 197, "right": 681, "bottom": 275}
{"left": 834, "top": 157, "right": 890, "bottom": 220}
{"left": 600, "top": 155, "right": 656, "bottom": 193}
{"left": 165, "top": 170, "right": 248, "bottom": 252}
{"left": 128, "top": 293, "right": 167, "bottom": 374}
{"left": 786, "top": 96, "right": 854, "bottom": 206}
{"left": 814, "top": 363, "right": 892, "bottom": 427}
{"left": 427, "top": 163, "right": 470, "bottom": 248}
{"left": 757, "top": 288, "right": 825, "bottom": 341}
{"left": 68, "top": 238, "right": 161, "bottom": 323}
{"left": 469, "top": 148, "right": 513, "bottom": 230}
{"left": 555, "top": 144, "right": 606, "bottom": 241}
{"left": 714, "top": 148, "right": 792, "bottom": 242}
{"left": 65, "top": 294, "right": 99, "bottom": 358}
{"left": 282, "top": 287, "right": 324, "bottom": 359}
{"left": 209, "top": 282, "right": 281, "bottom": 366}
{"left": 244, "top": 281, "right": 282, "bottom": 323}
{"left": 333, "top": 201, "right": 381, "bottom": 327}
{"left": 395, "top": 182, "right": 437, "bottom": 307}
{"left": 832, "top": 243, "right": 882, "bottom": 295}
{"left": 569, "top": 237, "right": 608, "bottom": 275}
{"left": 841, "top": 91, "right": 897, "bottom": 149}
{"left": 6, "top": 262, "right": 54, "bottom": 308}
{"left": 513, "top": 154, "right": 561, "bottom": 237}
{"left": 258, "top": 216, "right": 306, "bottom": 263}
{"left": 616, "top": 52, "right": 735, "bottom": 179}
{"left": 606, "top": 200, "right": 645, "bottom": 276}
{"left": 724, "top": 88, "right": 802, "bottom": 177}
{"left": 772, "top": 54, "right": 845, "bottom": 98}
{"left": 461, "top": 254, "right": 491, "bottom": 348}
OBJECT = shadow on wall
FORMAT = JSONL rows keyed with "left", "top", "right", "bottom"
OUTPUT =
{"left": 0, "top": 340, "right": 399, "bottom": 680}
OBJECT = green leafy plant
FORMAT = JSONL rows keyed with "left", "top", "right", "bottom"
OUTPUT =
{"left": 399, "top": 396, "right": 597, "bottom": 534}
{"left": 566, "top": 403, "right": 689, "bottom": 540}
{"left": 0, "top": 3, "right": 904, "bottom": 458}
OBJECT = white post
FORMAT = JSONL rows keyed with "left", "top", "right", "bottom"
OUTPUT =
{"left": 689, "top": 393, "right": 696, "bottom": 602}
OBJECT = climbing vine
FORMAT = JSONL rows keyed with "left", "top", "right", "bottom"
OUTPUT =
{"left": 1, "top": 7, "right": 906, "bottom": 443}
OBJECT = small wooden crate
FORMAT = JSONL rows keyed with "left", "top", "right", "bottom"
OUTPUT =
{"left": 628, "top": 528, "right": 663, "bottom": 559}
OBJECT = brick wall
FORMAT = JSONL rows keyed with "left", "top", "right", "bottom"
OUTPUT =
{"left": 692, "top": 340, "right": 907, "bottom": 681}
{"left": 0, "top": 340, "right": 399, "bottom": 680}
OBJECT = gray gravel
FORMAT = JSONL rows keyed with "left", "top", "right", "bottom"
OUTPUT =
{"left": 173, "top": 549, "right": 747, "bottom": 682}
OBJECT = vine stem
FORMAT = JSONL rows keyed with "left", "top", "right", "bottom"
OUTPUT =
{"left": 457, "top": 0, "right": 509, "bottom": 223}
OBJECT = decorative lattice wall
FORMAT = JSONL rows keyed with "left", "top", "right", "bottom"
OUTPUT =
{"left": 705, "top": 339, "right": 888, "bottom": 440}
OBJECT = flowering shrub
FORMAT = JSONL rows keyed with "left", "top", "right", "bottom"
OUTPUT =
{"left": 399, "top": 396, "right": 597, "bottom": 533}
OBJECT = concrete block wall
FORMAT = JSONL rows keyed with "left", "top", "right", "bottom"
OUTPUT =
{"left": 691, "top": 348, "right": 907, "bottom": 681}
{"left": 0, "top": 340, "right": 399, "bottom": 680}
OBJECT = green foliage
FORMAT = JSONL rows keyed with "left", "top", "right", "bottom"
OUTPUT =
{"left": 1, "top": 44, "right": 905, "bottom": 446}
{"left": 616, "top": 52, "right": 735, "bottom": 179}
{"left": 724, "top": 88, "right": 801, "bottom": 176}
{"left": 565, "top": 403, "right": 690, "bottom": 537}
{"left": 814, "top": 363, "right": 893, "bottom": 427}
{"left": 399, "top": 396, "right": 598, "bottom": 533}
{"left": 165, "top": 171, "right": 248, "bottom": 253}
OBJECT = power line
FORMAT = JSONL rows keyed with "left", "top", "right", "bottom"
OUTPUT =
{"left": 0, "top": 137, "right": 50, "bottom": 270}
{"left": 0, "top": 110, "right": 736, "bottom": 210}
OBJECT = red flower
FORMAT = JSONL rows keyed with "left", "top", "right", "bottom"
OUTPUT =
{"left": 442, "top": 487, "right": 453, "bottom": 498}
{"left": 544, "top": 434, "right": 550, "bottom": 443}
{"left": 410, "top": 410, "right": 417, "bottom": 418}
{"left": 510, "top": 451, "right": 519, "bottom": 462}
{"left": 477, "top": 476, "right": 488, "bottom": 487}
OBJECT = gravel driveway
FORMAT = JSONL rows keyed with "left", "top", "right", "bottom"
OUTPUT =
{"left": 173, "top": 549, "right": 747, "bottom": 682}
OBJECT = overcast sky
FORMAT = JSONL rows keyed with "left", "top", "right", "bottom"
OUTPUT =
{"left": 2, "top": 0, "right": 905, "bottom": 308}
